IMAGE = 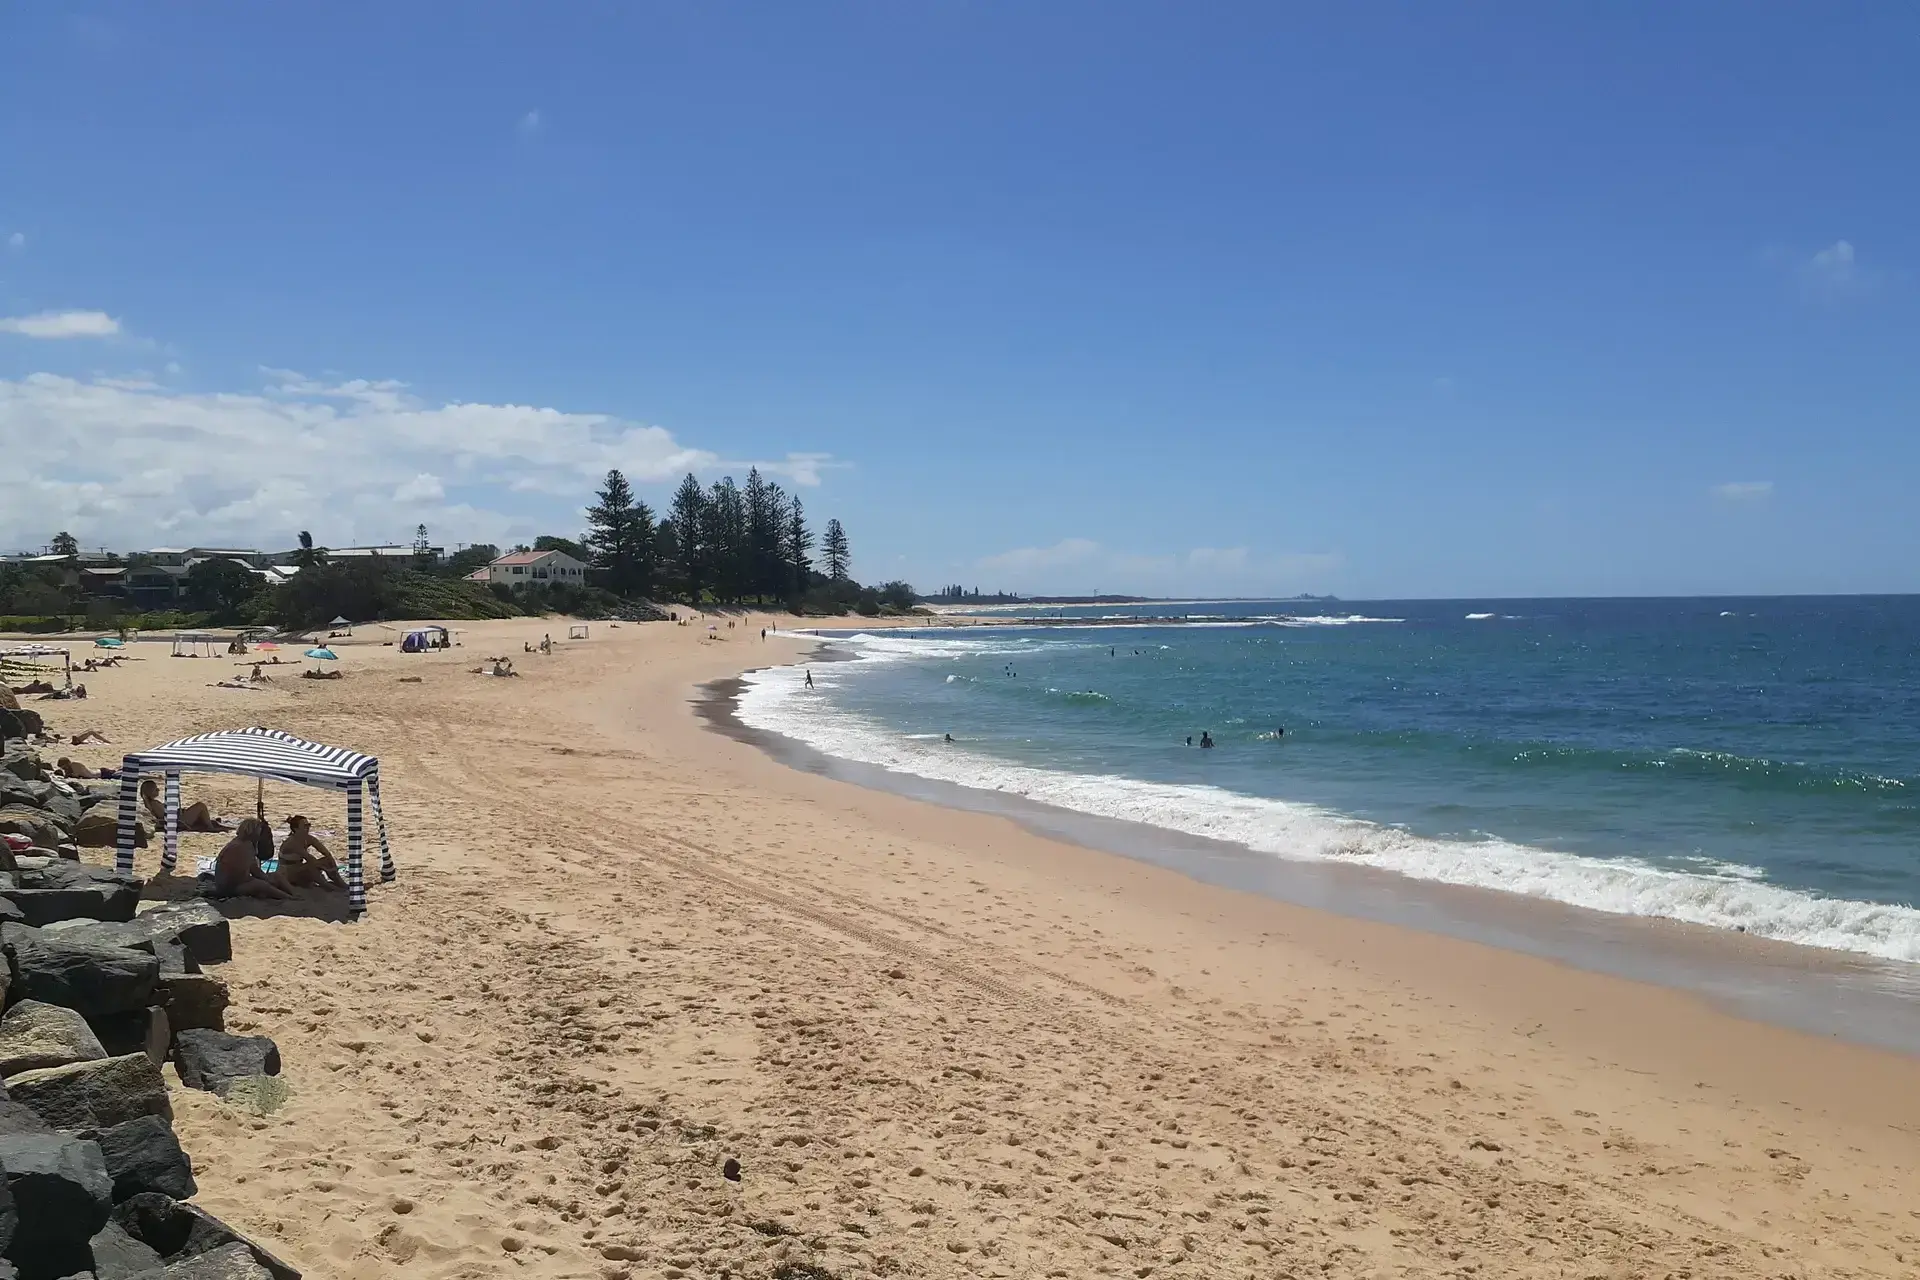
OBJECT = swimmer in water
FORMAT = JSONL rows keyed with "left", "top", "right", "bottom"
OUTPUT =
{"left": 944, "top": 733, "right": 954, "bottom": 743}
{"left": 1200, "top": 731, "right": 1214, "bottom": 749}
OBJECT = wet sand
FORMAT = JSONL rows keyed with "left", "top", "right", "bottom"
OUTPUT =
{"left": 17, "top": 614, "right": 1920, "bottom": 1278}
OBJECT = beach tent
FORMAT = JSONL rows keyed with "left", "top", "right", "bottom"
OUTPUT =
{"left": 171, "top": 632, "right": 226, "bottom": 657}
{"left": 401, "top": 626, "right": 448, "bottom": 653}
{"left": 112, "top": 726, "right": 394, "bottom": 917}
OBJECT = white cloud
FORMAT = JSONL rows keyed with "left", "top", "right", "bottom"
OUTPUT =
{"left": 1799, "top": 240, "right": 1876, "bottom": 299}
{"left": 1712, "top": 480, "right": 1774, "bottom": 503}
{"left": 5, "top": 232, "right": 22, "bottom": 251}
{"left": 0, "top": 368, "right": 835, "bottom": 552}
{"left": 0, "top": 310, "right": 121, "bottom": 339}
{"left": 517, "top": 109, "right": 542, "bottom": 138}
{"left": 392, "top": 473, "right": 445, "bottom": 503}
{"left": 975, "top": 538, "right": 1340, "bottom": 596}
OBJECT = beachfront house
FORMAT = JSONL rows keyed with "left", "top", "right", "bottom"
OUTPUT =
{"left": 465, "top": 549, "right": 591, "bottom": 586}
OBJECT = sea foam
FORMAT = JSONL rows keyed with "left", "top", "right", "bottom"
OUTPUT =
{"left": 740, "top": 636, "right": 1920, "bottom": 965}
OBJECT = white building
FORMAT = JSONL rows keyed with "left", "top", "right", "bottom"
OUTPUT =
{"left": 465, "top": 549, "right": 592, "bottom": 586}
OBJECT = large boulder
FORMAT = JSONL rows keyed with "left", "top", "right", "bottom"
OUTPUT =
{"left": 87, "top": 1217, "right": 164, "bottom": 1278}
{"left": 4, "top": 1054, "right": 170, "bottom": 1130}
{"left": 0, "top": 882, "right": 139, "bottom": 927}
{"left": 2, "top": 924, "right": 158, "bottom": 1020}
{"left": 94, "top": 1115, "right": 196, "bottom": 1204}
{"left": 0, "top": 754, "right": 43, "bottom": 784}
{"left": 0, "top": 811, "right": 62, "bottom": 854}
{"left": 0, "top": 780, "right": 53, "bottom": 813}
{"left": 159, "top": 1240, "right": 274, "bottom": 1278}
{"left": 91, "top": 1006, "right": 170, "bottom": 1066}
{"left": 0, "top": 1132, "right": 112, "bottom": 1279}
{"left": 54, "top": 902, "right": 225, "bottom": 967}
{"left": 0, "top": 1106, "right": 48, "bottom": 1139}
{"left": 172, "top": 1031, "right": 278, "bottom": 1096}
{"left": 156, "top": 976, "right": 227, "bottom": 1034}
{"left": 73, "top": 808, "right": 148, "bottom": 849}
{"left": 0, "top": 1000, "right": 107, "bottom": 1077}
{"left": 24, "top": 789, "right": 81, "bottom": 829}
{"left": 110, "top": 1196, "right": 300, "bottom": 1279}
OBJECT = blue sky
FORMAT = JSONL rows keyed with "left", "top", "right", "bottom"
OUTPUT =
{"left": 4, "top": 4, "right": 1917, "bottom": 597}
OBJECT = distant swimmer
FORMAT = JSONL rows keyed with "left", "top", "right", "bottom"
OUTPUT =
{"left": 1200, "top": 731, "right": 1215, "bottom": 749}
{"left": 1185, "top": 736, "right": 1193, "bottom": 747}
{"left": 804, "top": 668, "right": 814, "bottom": 689}
{"left": 944, "top": 733, "right": 954, "bottom": 743}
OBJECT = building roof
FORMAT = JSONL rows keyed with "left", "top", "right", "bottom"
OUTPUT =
{"left": 490, "top": 549, "right": 583, "bottom": 566}
{"left": 465, "top": 568, "right": 490, "bottom": 581}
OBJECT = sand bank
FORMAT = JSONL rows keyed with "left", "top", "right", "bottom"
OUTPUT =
{"left": 18, "top": 614, "right": 1920, "bottom": 1278}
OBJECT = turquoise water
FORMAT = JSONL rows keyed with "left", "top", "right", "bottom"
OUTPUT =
{"left": 737, "top": 598, "right": 1920, "bottom": 963}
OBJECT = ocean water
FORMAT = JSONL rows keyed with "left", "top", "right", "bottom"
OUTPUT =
{"left": 736, "top": 598, "right": 1920, "bottom": 964}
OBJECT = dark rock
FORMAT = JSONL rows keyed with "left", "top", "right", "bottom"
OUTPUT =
{"left": 152, "top": 940, "right": 195, "bottom": 977}
{"left": 0, "top": 1106, "right": 49, "bottom": 1138}
{"left": 19, "top": 862, "right": 139, "bottom": 892}
{"left": 94, "top": 1116, "right": 195, "bottom": 1204}
{"left": 0, "top": 884, "right": 139, "bottom": 927}
{"left": 89, "top": 1007, "right": 169, "bottom": 1067}
{"left": 0, "top": 780, "right": 53, "bottom": 813}
{"left": 155, "top": 977, "right": 225, "bottom": 1035}
{"left": 48, "top": 904, "right": 224, "bottom": 968}
{"left": 0, "top": 1001, "right": 107, "bottom": 1077}
{"left": 73, "top": 810, "right": 147, "bottom": 849}
{"left": 2, "top": 926, "right": 158, "bottom": 1020}
{"left": 0, "top": 811, "right": 62, "bottom": 854}
{"left": 723, "top": 1156, "right": 741, "bottom": 1181}
{"left": 171, "top": 1031, "right": 278, "bottom": 1096}
{"left": 0, "top": 754, "right": 44, "bottom": 784}
{"left": 27, "top": 789, "right": 82, "bottom": 829}
{"left": 110, "top": 1197, "right": 299, "bottom": 1280}
{"left": 86, "top": 1218, "right": 163, "bottom": 1278}
{"left": 0, "top": 1132, "right": 112, "bottom": 1278}
{"left": 4, "top": 1055, "right": 170, "bottom": 1130}
{"left": 159, "top": 1240, "right": 273, "bottom": 1278}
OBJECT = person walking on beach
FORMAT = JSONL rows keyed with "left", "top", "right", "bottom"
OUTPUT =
{"left": 805, "top": 668, "right": 814, "bottom": 689}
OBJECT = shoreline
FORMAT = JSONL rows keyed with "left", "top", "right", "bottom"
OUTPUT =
{"left": 26, "top": 612, "right": 1920, "bottom": 1277}
{"left": 698, "top": 658, "right": 1920, "bottom": 1055}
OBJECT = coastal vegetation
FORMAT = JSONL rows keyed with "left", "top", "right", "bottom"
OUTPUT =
{"left": 2, "top": 469, "right": 919, "bottom": 630}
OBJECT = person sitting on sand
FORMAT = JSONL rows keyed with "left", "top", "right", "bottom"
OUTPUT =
{"left": 214, "top": 818, "right": 293, "bottom": 900}
{"left": 278, "top": 814, "right": 348, "bottom": 891}
{"left": 141, "top": 777, "right": 229, "bottom": 832}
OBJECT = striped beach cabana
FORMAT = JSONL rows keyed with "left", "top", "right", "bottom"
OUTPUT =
{"left": 113, "top": 726, "right": 394, "bottom": 917}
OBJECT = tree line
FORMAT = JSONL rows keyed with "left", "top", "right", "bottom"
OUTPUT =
{"left": 582, "top": 468, "right": 904, "bottom": 614}
{"left": 5, "top": 472, "right": 916, "bottom": 627}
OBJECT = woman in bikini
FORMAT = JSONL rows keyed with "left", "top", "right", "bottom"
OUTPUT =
{"left": 140, "top": 778, "right": 228, "bottom": 832}
{"left": 278, "top": 815, "right": 348, "bottom": 891}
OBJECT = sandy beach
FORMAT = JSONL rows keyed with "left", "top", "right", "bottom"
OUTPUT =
{"left": 16, "top": 615, "right": 1920, "bottom": 1279}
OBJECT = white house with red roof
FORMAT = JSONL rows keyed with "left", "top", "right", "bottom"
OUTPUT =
{"left": 465, "top": 548, "right": 592, "bottom": 586}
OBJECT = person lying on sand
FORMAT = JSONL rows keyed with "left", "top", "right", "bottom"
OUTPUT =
{"left": 55, "top": 757, "right": 120, "bottom": 780}
{"left": 141, "top": 777, "right": 229, "bottom": 832}
{"left": 71, "top": 729, "right": 110, "bottom": 745}
{"left": 213, "top": 818, "right": 293, "bottom": 900}
{"left": 278, "top": 814, "right": 348, "bottom": 891}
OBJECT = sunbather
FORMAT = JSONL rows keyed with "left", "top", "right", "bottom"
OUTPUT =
{"left": 140, "top": 777, "right": 229, "bottom": 832}
{"left": 278, "top": 814, "right": 348, "bottom": 891}
{"left": 71, "top": 729, "right": 110, "bottom": 745}
{"left": 55, "top": 757, "right": 119, "bottom": 780}
{"left": 213, "top": 818, "right": 293, "bottom": 900}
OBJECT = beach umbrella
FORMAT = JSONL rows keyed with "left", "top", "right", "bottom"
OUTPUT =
{"left": 305, "top": 647, "right": 338, "bottom": 673}
{"left": 94, "top": 637, "right": 123, "bottom": 648}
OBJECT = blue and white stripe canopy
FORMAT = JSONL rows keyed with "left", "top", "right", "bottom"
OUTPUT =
{"left": 124, "top": 726, "right": 377, "bottom": 789}
{"left": 114, "top": 726, "right": 393, "bottom": 916}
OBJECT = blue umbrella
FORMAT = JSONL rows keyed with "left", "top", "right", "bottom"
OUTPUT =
{"left": 305, "top": 647, "right": 338, "bottom": 662}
